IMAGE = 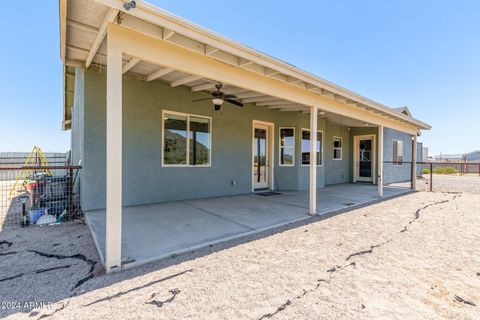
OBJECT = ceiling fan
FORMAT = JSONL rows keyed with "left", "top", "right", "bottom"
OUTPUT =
{"left": 192, "top": 83, "right": 244, "bottom": 111}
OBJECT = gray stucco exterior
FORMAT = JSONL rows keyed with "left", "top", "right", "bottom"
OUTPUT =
{"left": 71, "top": 68, "right": 416, "bottom": 211}
{"left": 382, "top": 128, "right": 414, "bottom": 185}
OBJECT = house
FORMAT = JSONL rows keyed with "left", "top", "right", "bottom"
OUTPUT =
{"left": 463, "top": 150, "right": 480, "bottom": 162}
{"left": 59, "top": 0, "right": 431, "bottom": 272}
{"left": 433, "top": 154, "right": 464, "bottom": 162}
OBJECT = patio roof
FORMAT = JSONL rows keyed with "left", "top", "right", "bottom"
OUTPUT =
{"left": 59, "top": 0, "right": 431, "bottom": 133}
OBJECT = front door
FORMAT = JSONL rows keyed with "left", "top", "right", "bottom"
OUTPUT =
{"left": 253, "top": 124, "right": 269, "bottom": 190}
{"left": 354, "top": 136, "right": 375, "bottom": 183}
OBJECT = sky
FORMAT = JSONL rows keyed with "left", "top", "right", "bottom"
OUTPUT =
{"left": 0, "top": 1, "right": 478, "bottom": 156}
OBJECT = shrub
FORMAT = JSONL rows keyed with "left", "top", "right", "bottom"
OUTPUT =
{"left": 432, "top": 166, "right": 458, "bottom": 174}
{"left": 422, "top": 168, "right": 430, "bottom": 174}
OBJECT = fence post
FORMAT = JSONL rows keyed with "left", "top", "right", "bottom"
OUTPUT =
{"left": 68, "top": 167, "right": 74, "bottom": 215}
{"left": 478, "top": 163, "right": 480, "bottom": 177}
{"left": 429, "top": 163, "right": 433, "bottom": 192}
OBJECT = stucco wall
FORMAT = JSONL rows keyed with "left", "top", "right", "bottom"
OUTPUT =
{"left": 324, "top": 122, "right": 352, "bottom": 185}
{"left": 382, "top": 128, "right": 413, "bottom": 184}
{"left": 79, "top": 70, "right": 330, "bottom": 210}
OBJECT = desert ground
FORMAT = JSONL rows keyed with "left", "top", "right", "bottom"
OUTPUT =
{"left": 0, "top": 176, "right": 479, "bottom": 319}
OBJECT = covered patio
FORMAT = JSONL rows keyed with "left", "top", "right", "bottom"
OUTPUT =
{"left": 85, "top": 184, "right": 411, "bottom": 268}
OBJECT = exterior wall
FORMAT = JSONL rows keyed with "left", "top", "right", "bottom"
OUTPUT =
{"left": 80, "top": 70, "right": 328, "bottom": 210}
{"left": 382, "top": 128, "right": 413, "bottom": 184}
{"left": 416, "top": 142, "right": 423, "bottom": 176}
{"left": 74, "top": 69, "right": 420, "bottom": 209}
{"left": 324, "top": 122, "right": 351, "bottom": 185}
{"left": 465, "top": 151, "right": 480, "bottom": 161}
{"left": 70, "top": 68, "right": 85, "bottom": 207}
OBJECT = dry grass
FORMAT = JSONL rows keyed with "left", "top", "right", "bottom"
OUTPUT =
{"left": 1, "top": 190, "right": 479, "bottom": 319}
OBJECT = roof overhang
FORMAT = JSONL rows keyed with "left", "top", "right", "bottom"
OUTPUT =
{"left": 59, "top": 0, "right": 431, "bottom": 133}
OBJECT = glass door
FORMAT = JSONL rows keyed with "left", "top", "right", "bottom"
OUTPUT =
{"left": 253, "top": 125, "right": 269, "bottom": 190}
{"left": 356, "top": 138, "right": 373, "bottom": 182}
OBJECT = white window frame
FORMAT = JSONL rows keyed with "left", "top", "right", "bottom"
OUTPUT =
{"left": 300, "top": 128, "right": 324, "bottom": 166}
{"left": 392, "top": 139, "right": 404, "bottom": 165}
{"left": 333, "top": 136, "right": 343, "bottom": 161}
{"left": 279, "top": 127, "right": 295, "bottom": 167}
{"left": 161, "top": 109, "right": 212, "bottom": 167}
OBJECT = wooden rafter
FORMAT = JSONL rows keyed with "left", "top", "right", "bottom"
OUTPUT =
{"left": 86, "top": 8, "right": 119, "bottom": 68}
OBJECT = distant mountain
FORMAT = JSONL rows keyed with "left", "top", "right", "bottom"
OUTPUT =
{"left": 164, "top": 130, "right": 209, "bottom": 165}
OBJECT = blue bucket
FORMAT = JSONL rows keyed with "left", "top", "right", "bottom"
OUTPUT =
{"left": 29, "top": 209, "right": 48, "bottom": 224}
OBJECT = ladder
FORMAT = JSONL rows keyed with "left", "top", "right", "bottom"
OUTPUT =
{"left": 9, "top": 146, "right": 53, "bottom": 196}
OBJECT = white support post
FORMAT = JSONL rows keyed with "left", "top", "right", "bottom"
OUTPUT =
{"left": 309, "top": 106, "right": 318, "bottom": 215}
{"left": 105, "top": 30, "right": 123, "bottom": 272}
{"left": 412, "top": 134, "right": 417, "bottom": 189}
{"left": 378, "top": 125, "right": 384, "bottom": 197}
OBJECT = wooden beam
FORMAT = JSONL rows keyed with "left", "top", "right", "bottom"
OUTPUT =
{"left": 257, "top": 100, "right": 293, "bottom": 106}
{"left": 122, "top": 58, "right": 140, "bottom": 74}
{"left": 268, "top": 104, "right": 302, "bottom": 109}
{"left": 59, "top": 0, "right": 67, "bottom": 63}
{"left": 191, "top": 82, "right": 216, "bottom": 92}
{"left": 238, "top": 58, "right": 254, "bottom": 67}
{"left": 265, "top": 69, "right": 280, "bottom": 77}
{"left": 235, "top": 92, "right": 264, "bottom": 99}
{"left": 105, "top": 30, "right": 123, "bottom": 272}
{"left": 67, "top": 19, "right": 98, "bottom": 33}
{"left": 145, "top": 67, "right": 174, "bottom": 81}
{"left": 205, "top": 45, "right": 219, "bottom": 56}
{"left": 86, "top": 8, "right": 119, "bottom": 68}
{"left": 171, "top": 75, "right": 202, "bottom": 87}
{"left": 309, "top": 106, "right": 318, "bottom": 215}
{"left": 279, "top": 107, "right": 308, "bottom": 112}
{"left": 242, "top": 96, "right": 278, "bottom": 103}
{"left": 110, "top": 24, "right": 419, "bottom": 135}
{"left": 163, "top": 27, "right": 175, "bottom": 40}
{"left": 378, "top": 125, "right": 384, "bottom": 197}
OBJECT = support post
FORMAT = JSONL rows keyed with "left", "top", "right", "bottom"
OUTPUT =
{"left": 378, "top": 125, "right": 384, "bottom": 197}
{"left": 309, "top": 106, "right": 318, "bottom": 215}
{"left": 429, "top": 163, "right": 433, "bottom": 192}
{"left": 411, "top": 135, "right": 417, "bottom": 189}
{"left": 105, "top": 29, "right": 123, "bottom": 272}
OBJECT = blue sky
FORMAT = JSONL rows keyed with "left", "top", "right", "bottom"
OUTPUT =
{"left": 0, "top": 1, "right": 478, "bottom": 156}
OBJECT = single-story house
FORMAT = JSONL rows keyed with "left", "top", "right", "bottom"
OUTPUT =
{"left": 59, "top": 0, "right": 431, "bottom": 272}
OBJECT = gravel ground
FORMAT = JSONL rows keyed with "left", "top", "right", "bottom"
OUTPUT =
{"left": 1, "top": 191, "right": 479, "bottom": 319}
{"left": 416, "top": 174, "right": 480, "bottom": 194}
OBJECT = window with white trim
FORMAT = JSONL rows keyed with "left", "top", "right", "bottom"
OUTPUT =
{"left": 393, "top": 140, "right": 404, "bottom": 165}
{"left": 301, "top": 129, "right": 322, "bottom": 165}
{"left": 279, "top": 128, "right": 295, "bottom": 166}
{"left": 163, "top": 111, "right": 211, "bottom": 166}
{"left": 333, "top": 137, "right": 342, "bottom": 160}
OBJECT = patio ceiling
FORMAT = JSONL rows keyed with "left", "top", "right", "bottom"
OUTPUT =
{"left": 60, "top": 0, "right": 431, "bottom": 131}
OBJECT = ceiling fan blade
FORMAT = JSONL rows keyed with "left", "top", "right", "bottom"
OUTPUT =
{"left": 225, "top": 99, "right": 244, "bottom": 107}
{"left": 223, "top": 94, "right": 238, "bottom": 99}
{"left": 192, "top": 98, "right": 212, "bottom": 102}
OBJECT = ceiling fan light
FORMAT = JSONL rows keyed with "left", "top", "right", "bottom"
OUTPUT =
{"left": 212, "top": 98, "right": 224, "bottom": 105}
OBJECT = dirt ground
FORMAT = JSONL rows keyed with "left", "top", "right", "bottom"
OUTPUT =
{"left": 1, "top": 189, "right": 479, "bottom": 319}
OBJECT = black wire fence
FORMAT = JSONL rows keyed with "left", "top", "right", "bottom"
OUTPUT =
{"left": 0, "top": 154, "right": 82, "bottom": 230}
{"left": 383, "top": 160, "right": 480, "bottom": 194}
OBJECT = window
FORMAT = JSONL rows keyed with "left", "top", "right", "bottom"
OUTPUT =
{"left": 163, "top": 111, "right": 211, "bottom": 166}
{"left": 279, "top": 128, "right": 295, "bottom": 166}
{"left": 333, "top": 137, "right": 342, "bottom": 160}
{"left": 393, "top": 140, "right": 404, "bottom": 165}
{"left": 301, "top": 129, "right": 322, "bottom": 165}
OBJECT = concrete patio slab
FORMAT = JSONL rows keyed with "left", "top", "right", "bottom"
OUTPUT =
{"left": 85, "top": 184, "right": 411, "bottom": 269}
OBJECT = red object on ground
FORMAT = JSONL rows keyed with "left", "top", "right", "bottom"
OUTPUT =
{"left": 25, "top": 181, "right": 37, "bottom": 193}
